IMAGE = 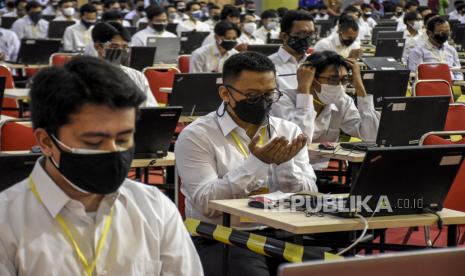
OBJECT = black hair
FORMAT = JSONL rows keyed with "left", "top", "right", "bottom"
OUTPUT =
{"left": 276, "top": 7, "right": 288, "bottom": 18}
{"left": 58, "top": 0, "right": 73, "bottom": 7}
{"left": 417, "top": 5, "right": 431, "bottom": 13}
{"left": 186, "top": 1, "right": 200, "bottom": 11}
{"left": 261, "top": 9, "right": 278, "bottom": 20}
{"left": 209, "top": 3, "right": 220, "bottom": 10}
{"left": 92, "top": 21, "right": 130, "bottom": 43}
{"left": 80, "top": 3, "right": 97, "bottom": 14}
{"left": 304, "top": 51, "right": 350, "bottom": 77}
{"left": 103, "top": 0, "right": 117, "bottom": 9}
{"left": 234, "top": 0, "right": 244, "bottom": 5}
{"left": 146, "top": 5, "right": 165, "bottom": 20}
{"left": 91, "top": 0, "right": 103, "bottom": 6}
{"left": 343, "top": 5, "right": 360, "bottom": 15}
{"left": 214, "top": 20, "right": 241, "bottom": 37}
{"left": 280, "top": 10, "right": 313, "bottom": 34}
{"left": 101, "top": 10, "right": 123, "bottom": 21}
{"left": 30, "top": 56, "right": 146, "bottom": 136}
{"left": 25, "top": 1, "right": 42, "bottom": 12}
{"left": 423, "top": 12, "right": 438, "bottom": 25}
{"left": 426, "top": 16, "right": 447, "bottom": 32}
{"left": 220, "top": 5, "right": 240, "bottom": 20}
{"left": 361, "top": 3, "right": 371, "bottom": 10}
{"left": 338, "top": 15, "right": 359, "bottom": 32}
{"left": 458, "top": 3, "right": 465, "bottom": 10}
{"left": 405, "top": 1, "right": 418, "bottom": 9}
{"left": 455, "top": 0, "right": 465, "bottom": 7}
{"left": 223, "top": 51, "right": 275, "bottom": 85}
{"left": 403, "top": 11, "right": 419, "bottom": 24}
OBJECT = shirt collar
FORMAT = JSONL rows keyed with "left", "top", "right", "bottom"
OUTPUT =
{"left": 217, "top": 103, "right": 240, "bottom": 136}
{"left": 330, "top": 32, "right": 343, "bottom": 48}
{"left": 277, "top": 46, "right": 308, "bottom": 64}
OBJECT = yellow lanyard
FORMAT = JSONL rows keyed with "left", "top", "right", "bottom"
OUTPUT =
{"left": 28, "top": 176, "right": 113, "bottom": 276}
{"left": 230, "top": 128, "right": 266, "bottom": 158}
{"left": 31, "top": 25, "right": 39, "bottom": 38}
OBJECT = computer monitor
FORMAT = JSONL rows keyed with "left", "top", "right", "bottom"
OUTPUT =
{"left": 17, "top": 39, "right": 61, "bottom": 64}
{"left": 267, "top": 38, "right": 283, "bottom": 44}
{"left": 374, "top": 38, "right": 405, "bottom": 61}
{"left": 314, "top": 19, "right": 334, "bottom": 38}
{"left": 169, "top": 73, "right": 223, "bottom": 116}
{"left": 124, "top": 26, "right": 137, "bottom": 36}
{"left": 146, "top": 37, "right": 181, "bottom": 64}
{"left": 371, "top": 26, "right": 397, "bottom": 44}
{"left": 0, "top": 153, "right": 41, "bottom": 192}
{"left": 42, "top": 14, "right": 55, "bottom": 21}
{"left": 166, "top": 23, "right": 178, "bottom": 35}
{"left": 179, "top": 31, "right": 210, "bottom": 54}
{"left": 374, "top": 31, "right": 403, "bottom": 45}
{"left": 247, "top": 44, "right": 280, "bottom": 56}
{"left": 376, "top": 96, "right": 450, "bottom": 146}
{"left": 129, "top": 46, "right": 156, "bottom": 71}
{"left": 279, "top": 247, "right": 465, "bottom": 276}
{"left": 48, "top": 21, "right": 76, "bottom": 39}
{"left": 361, "top": 69, "right": 410, "bottom": 108}
{"left": 138, "top": 22, "right": 148, "bottom": 30}
{"left": 1, "top": 16, "right": 17, "bottom": 29}
{"left": 376, "top": 19, "right": 398, "bottom": 27}
{"left": 361, "top": 57, "right": 406, "bottom": 70}
{"left": 134, "top": 107, "right": 182, "bottom": 158}
{"left": 452, "top": 24, "right": 465, "bottom": 45}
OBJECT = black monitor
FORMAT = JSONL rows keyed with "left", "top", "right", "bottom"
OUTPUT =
{"left": 314, "top": 19, "right": 334, "bottom": 38}
{"left": 450, "top": 20, "right": 462, "bottom": 39}
{"left": 247, "top": 44, "right": 280, "bottom": 56}
{"left": 361, "top": 56, "right": 406, "bottom": 70}
{"left": 375, "top": 31, "right": 403, "bottom": 44}
{"left": 169, "top": 73, "right": 223, "bottom": 116}
{"left": 376, "top": 96, "right": 450, "bottom": 146}
{"left": 267, "top": 38, "right": 283, "bottom": 44}
{"left": 166, "top": 23, "right": 178, "bottom": 35}
{"left": 134, "top": 107, "right": 182, "bottom": 158}
{"left": 124, "top": 26, "right": 138, "bottom": 36}
{"left": 138, "top": 21, "right": 148, "bottom": 30}
{"left": 129, "top": 46, "right": 156, "bottom": 71}
{"left": 48, "top": 20, "right": 76, "bottom": 39}
{"left": 453, "top": 24, "right": 465, "bottom": 45}
{"left": 371, "top": 26, "right": 397, "bottom": 44}
{"left": 374, "top": 38, "right": 405, "bottom": 61}
{"left": 360, "top": 69, "right": 410, "bottom": 108}
{"left": 42, "top": 14, "right": 55, "bottom": 21}
{"left": 0, "top": 153, "right": 41, "bottom": 192}
{"left": 17, "top": 39, "right": 61, "bottom": 64}
{"left": 179, "top": 31, "right": 210, "bottom": 54}
{"left": 376, "top": 20, "right": 398, "bottom": 27}
{"left": 1, "top": 16, "right": 17, "bottom": 29}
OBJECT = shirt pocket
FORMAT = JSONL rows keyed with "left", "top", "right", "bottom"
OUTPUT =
{"left": 132, "top": 260, "right": 163, "bottom": 275}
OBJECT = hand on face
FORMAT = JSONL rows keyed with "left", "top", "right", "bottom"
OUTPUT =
{"left": 296, "top": 64, "right": 316, "bottom": 94}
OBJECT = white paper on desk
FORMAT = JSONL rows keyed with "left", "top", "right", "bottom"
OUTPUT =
{"left": 249, "top": 191, "right": 294, "bottom": 201}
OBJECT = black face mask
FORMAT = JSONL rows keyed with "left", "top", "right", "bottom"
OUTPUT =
{"left": 6, "top": 2, "right": 14, "bottom": 9}
{"left": 339, "top": 34, "right": 355, "bottom": 46}
{"left": 433, "top": 32, "right": 449, "bottom": 45}
{"left": 29, "top": 11, "right": 42, "bottom": 24}
{"left": 137, "top": 5, "right": 145, "bottom": 12}
{"left": 232, "top": 96, "right": 272, "bottom": 125}
{"left": 220, "top": 39, "right": 237, "bottom": 51}
{"left": 49, "top": 135, "right": 135, "bottom": 194}
{"left": 104, "top": 48, "right": 130, "bottom": 66}
{"left": 212, "top": 14, "right": 220, "bottom": 21}
{"left": 319, "top": 12, "right": 326, "bottom": 17}
{"left": 151, "top": 23, "right": 166, "bottom": 32}
{"left": 287, "top": 35, "right": 311, "bottom": 54}
{"left": 396, "top": 11, "right": 403, "bottom": 16}
{"left": 81, "top": 19, "right": 96, "bottom": 29}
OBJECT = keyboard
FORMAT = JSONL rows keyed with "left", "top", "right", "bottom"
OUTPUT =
{"left": 340, "top": 142, "right": 377, "bottom": 152}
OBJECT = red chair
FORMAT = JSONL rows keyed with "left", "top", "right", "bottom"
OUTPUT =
{"left": 417, "top": 63, "right": 453, "bottom": 86}
{"left": 177, "top": 55, "right": 190, "bottom": 73}
{"left": 49, "top": 53, "right": 77, "bottom": 67}
{"left": 445, "top": 103, "right": 465, "bottom": 131}
{"left": 413, "top": 79, "right": 454, "bottom": 103}
{"left": 143, "top": 67, "right": 180, "bottom": 105}
{"left": 0, "top": 65, "right": 19, "bottom": 117}
{"left": 0, "top": 119, "right": 36, "bottom": 151}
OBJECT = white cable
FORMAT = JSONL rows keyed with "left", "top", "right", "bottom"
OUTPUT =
{"left": 336, "top": 214, "right": 369, "bottom": 256}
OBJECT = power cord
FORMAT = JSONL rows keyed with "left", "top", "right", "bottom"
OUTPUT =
{"left": 423, "top": 208, "right": 444, "bottom": 246}
{"left": 336, "top": 213, "right": 369, "bottom": 256}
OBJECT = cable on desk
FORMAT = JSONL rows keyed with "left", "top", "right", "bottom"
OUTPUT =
{"left": 336, "top": 213, "right": 369, "bottom": 256}
{"left": 423, "top": 208, "right": 444, "bottom": 246}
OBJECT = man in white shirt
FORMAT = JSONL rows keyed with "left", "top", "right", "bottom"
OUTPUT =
{"left": 53, "top": 0, "right": 78, "bottom": 21}
{"left": 456, "top": 3, "right": 465, "bottom": 23}
{"left": 176, "top": 1, "right": 210, "bottom": 36}
{"left": 131, "top": 5, "right": 176, "bottom": 47}
{"left": 11, "top": 1, "right": 49, "bottom": 39}
{"left": 314, "top": 15, "right": 361, "bottom": 58}
{"left": 240, "top": 14, "right": 264, "bottom": 46}
{"left": 0, "top": 0, "right": 15, "bottom": 16}
{"left": 92, "top": 21, "right": 158, "bottom": 106}
{"left": 449, "top": 0, "right": 464, "bottom": 20}
{"left": 203, "top": 3, "right": 220, "bottom": 30}
{"left": 124, "top": 0, "right": 145, "bottom": 24}
{"left": 176, "top": 51, "right": 317, "bottom": 276}
{"left": 3, "top": 0, "right": 27, "bottom": 17}
{"left": 269, "top": 10, "right": 314, "bottom": 91}
{"left": 201, "top": 5, "right": 241, "bottom": 46}
{"left": 361, "top": 3, "right": 377, "bottom": 29}
{"left": 0, "top": 56, "right": 202, "bottom": 276}
{"left": 274, "top": 50, "right": 380, "bottom": 169}
{"left": 189, "top": 21, "right": 239, "bottom": 73}
{"left": 408, "top": 16, "right": 464, "bottom": 81}
{"left": 253, "top": 9, "right": 280, "bottom": 43}
{"left": 92, "top": 0, "right": 104, "bottom": 20}
{"left": 63, "top": 4, "right": 97, "bottom": 52}
{"left": 244, "top": 0, "right": 260, "bottom": 20}
{"left": 315, "top": 4, "right": 330, "bottom": 21}
{"left": 392, "top": 4, "right": 405, "bottom": 29}
{"left": 0, "top": 27, "right": 20, "bottom": 61}
{"left": 402, "top": 11, "right": 422, "bottom": 62}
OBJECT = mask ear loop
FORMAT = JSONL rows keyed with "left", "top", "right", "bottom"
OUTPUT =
{"left": 216, "top": 101, "right": 227, "bottom": 117}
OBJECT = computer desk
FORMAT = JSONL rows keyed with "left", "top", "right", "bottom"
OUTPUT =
{"left": 4, "top": 88, "right": 29, "bottom": 117}
{"left": 209, "top": 198, "right": 465, "bottom": 276}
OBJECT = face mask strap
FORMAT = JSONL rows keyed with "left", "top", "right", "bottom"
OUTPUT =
{"left": 216, "top": 102, "right": 228, "bottom": 117}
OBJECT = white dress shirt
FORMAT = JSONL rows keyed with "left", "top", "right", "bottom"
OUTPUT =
{"left": 448, "top": 10, "right": 461, "bottom": 20}
{"left": 120, "top": 65, "right": 158, "bottom": 107}
{"left": 269, "top": 46, "right": 309, "bottom": 90}
{"left": 11, "top": 16, "right": 49, "bottom": 39}
{"left": 357, "top": 19, "right": 371, "bottom": 40}
{"left": 239, "top": 33, "right": 264, "bottom": 45}
{"left": 136, "top": 17, "right": 148, "bottom": 28}
{"left": 176, "top": 19, "right": 210, "bottom": 36}
{"left": 407, "top": 38, "right": 463, "bottom": 80}
{"left": 365, "top": 17, "right": 377, "bottom": 29}
{"left": 3, "top": 11, "right": 17, "bottom": 17}
{"left": 175, "top": 105, "right": 318, "bottom": 225}
{"left": 189, "top": 43, "right": 238, "bottom": 73}
{"left": 131, "top": 26, "right": 177, "bottom": 46}
{"left": 53, "top": 15, "right": 79, "bottom": 22}
{"left": 313, "top": 31, "right": 361, "bottom": 58}
{"left": 252, "top": 26, "right": 279, "bottom": 43}
{"left": 402, "top": 29, "right": 420, "bottom": 62}
{"left": 315, "top": 14, "right": 330, "bottom": 21}
{"left": 0, "top": 27, "right": 20, "bottom": 61}
{"left": 0, "top": 158, "right": 203, "bottom": 276}
{"left": 203, "top": 18, "right": 217, "bottom": 30}
{"left": 63, "top": 21, "right": 93, "bottom": 52}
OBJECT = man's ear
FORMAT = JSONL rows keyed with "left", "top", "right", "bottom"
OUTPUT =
{"left": 34, "top": 128, "right": 54, "bottom": 157}
{"left": 279, "top": 32, "right": 288, "bottom": 43}
{"left": 219, "top": 85, "right": 230, "bottom": 103}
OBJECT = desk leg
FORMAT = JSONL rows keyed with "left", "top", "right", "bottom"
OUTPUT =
{"left": 18, "top": 100, "right": 24, "bottom": 118}
{"left": 379, "top": 230, "right": 386, "bottom": 253}
{"left": 135, "top": 168, "right": 141, "bottom": 182}
{"left": 448, "top": 225, "right": 458, "bottom": 247}
{"left": 350, "top": 163, "right": 360, "bottom": 185}
{"left": 144, "top": 167, "right": 150, "bottom": 184}
{"left": 222, "top": 213, "right": 231, "bottom": 276}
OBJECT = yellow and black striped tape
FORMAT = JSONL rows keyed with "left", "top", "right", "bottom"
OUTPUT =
{"left": 184, "top": 218, "right": 343, "bottom": 263}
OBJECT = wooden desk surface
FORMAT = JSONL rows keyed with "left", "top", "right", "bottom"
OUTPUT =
{"left": 308, "top": 143, "right": 365, "bottom": 163}
{"left": 131, "top": 151, "right": 175, "bottom": 168}
{"left": 4, "top": 88, "right": 30, "bottom": 100}
{"left": 209, "top": 199, "right": 465, "bottom": 235}
{"left": 1, "top": 63, "right": 49, "bottom": 70}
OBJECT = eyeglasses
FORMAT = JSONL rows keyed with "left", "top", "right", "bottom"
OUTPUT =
{"left": 317, "top": 76, "right": 352, "bottom": 86}
{"left": 225, "top": 84, "right": 282, "bottom": 104}
{"left": 100, "top": 42, "right": 130, "bottom": 52}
